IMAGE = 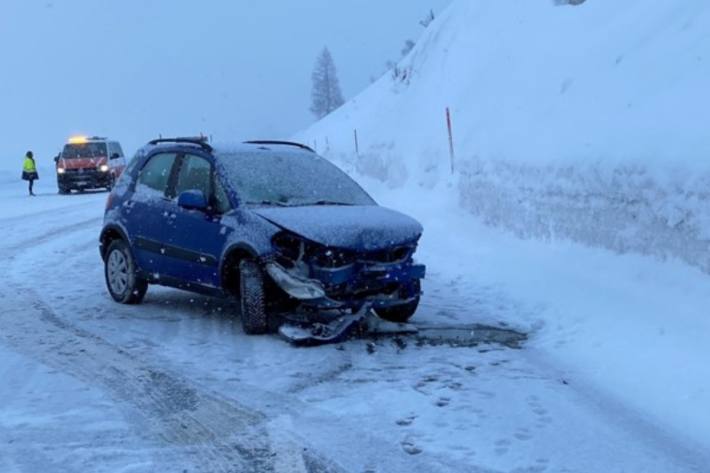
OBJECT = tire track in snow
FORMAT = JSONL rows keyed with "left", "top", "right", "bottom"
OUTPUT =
{"left": 0, "top": 219, "right": 340, "bottom": 473}
{"left": 0, "top": 283, "right": 274, "bottom": 472}
{"left": 0, "top": 199, "right": 99, "bottom": 225}
{"left": 2, "top": 213, "right": 503, "bottom": 473}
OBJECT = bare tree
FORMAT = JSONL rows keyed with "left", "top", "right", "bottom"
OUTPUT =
{"left": 310, "top": 47, "right": 345, "bottom": 119}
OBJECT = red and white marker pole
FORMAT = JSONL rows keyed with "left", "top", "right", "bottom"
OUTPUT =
{"left": 446, "top": 107, "right": 455, "bottom": 174}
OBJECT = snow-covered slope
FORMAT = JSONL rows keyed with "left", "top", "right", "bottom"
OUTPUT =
{"left": 297, "top": 0, "right": 710, "bottom": 273}
{"left": 296, "top": 0, "right": 710, "bottom": 459}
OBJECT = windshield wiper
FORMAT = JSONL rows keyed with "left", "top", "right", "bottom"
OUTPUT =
{"left": 311, "top": 200, "right": 354, "bottom": 206}
{"left": 248, "top": 200, "right": 292, "bottom": 207}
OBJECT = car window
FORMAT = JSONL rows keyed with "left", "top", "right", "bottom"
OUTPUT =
{"left": 136, "top": 153, "right": 177, "bottom": 196}
{"left": 175, "top": 155, "right": 232, "bottom": 214}
{"left": 174, "top": 155, "right": 212, "bottom": 199}
{"left": 108, "top": 142, "right": 120, "bottom": 158}
{"left": 109, "top": 141, "right": 123, "bottom": 158}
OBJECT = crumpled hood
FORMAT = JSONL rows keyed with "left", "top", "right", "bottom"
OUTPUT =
{"left": 253, "top": 205, "right": 423, "bottom": 251}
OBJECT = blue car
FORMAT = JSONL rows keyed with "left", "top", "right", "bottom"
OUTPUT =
{"left": 99, "top": 137, "right": 426, "bottom": 334}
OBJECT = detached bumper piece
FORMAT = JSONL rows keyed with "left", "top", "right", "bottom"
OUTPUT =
{"left": 268, "top": 260, "right": 425, "bottom": 309}
{"left": 278, "top": 304, "right": 418, "bottom": 346}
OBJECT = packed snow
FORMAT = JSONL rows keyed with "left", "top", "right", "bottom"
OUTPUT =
{"left": 298, "top": 0, "right": 710, "bottom": 274}
{"left": 2, "top": 177, "right": 709, "bottom": 472}
{"left": 295, "top": 0, "right": 710, "bottom": 468}
{"left": 1, "top": 0, "right": 709, "bottom": 471}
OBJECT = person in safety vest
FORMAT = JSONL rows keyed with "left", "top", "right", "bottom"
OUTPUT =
{"left": 22, "top": 151, "right": 39, "bottom": 196}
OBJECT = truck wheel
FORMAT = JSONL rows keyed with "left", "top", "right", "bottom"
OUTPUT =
{"left": 375, "top": 297, "right": 420, "bottom": 323}
{"left": 239, "top": 259, "right": 269, "bottom": 335}
{"left": 105, "top": 240, "right": 147, "bottom": 304}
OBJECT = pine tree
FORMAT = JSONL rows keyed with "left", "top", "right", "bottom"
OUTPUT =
{"left": 310, "top": 47, "right": 345, "bottom": 119}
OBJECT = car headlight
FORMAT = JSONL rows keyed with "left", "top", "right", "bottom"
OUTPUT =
{"left": 266, "top": 262, "right": 326, "bottom": 300}
{"left": 272, "top": 232, "right": 305, "bottom": 262}
{"left": 272, "top": 231, "right": 355, "bottom": 268}
{"left": 57, "top": 167, "right": 66, "bottom": 174}
{"left": 99, "top": 164, "right": 110, "bottom": 173}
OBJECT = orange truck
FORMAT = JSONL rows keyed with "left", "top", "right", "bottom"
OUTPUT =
{"left": 55, "top": 136, "right": 127, "bottom": 194}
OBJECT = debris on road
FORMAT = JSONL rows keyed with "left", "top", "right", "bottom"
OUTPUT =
{"left": 278, "top": 305, "right": 527, "bottom": 349}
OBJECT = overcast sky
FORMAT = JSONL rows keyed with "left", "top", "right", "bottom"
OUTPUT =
{"left": 0, "top": 0, "right": 451, "bottom": 163}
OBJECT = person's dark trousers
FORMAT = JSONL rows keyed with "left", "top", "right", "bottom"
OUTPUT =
{"left": 29, "top": 179, "right": 35, "bottom": 196}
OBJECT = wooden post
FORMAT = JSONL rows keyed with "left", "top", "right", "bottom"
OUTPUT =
{"left": 446, "top": 107, "right": 455, "bottom": 174}
{"left": 354, "top": 129, "right": 360, "bottom": 157}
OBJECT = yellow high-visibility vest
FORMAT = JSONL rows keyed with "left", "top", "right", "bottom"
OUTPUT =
{"left": 23, "top": 157, "right": 36, "bottom": 173}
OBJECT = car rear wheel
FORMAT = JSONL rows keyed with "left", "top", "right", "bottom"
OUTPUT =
{"left": 105, "top": 240, "right": 147, "bottom": 304}
{"left": 239, "top": 260, "right": 269, "bottom": 335}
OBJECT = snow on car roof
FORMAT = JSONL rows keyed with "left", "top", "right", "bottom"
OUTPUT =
{"left": 212, "top": 141, "right": 315, "bottom": 156}
{"left": 138, "top": 140, "right": 314, "bottom": 157}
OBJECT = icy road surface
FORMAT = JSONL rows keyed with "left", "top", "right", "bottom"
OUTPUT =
{"left": 0, "top": 178, "right": 708, "bottom": 473}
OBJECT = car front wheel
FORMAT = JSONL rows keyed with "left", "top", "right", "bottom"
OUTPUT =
{"left": 239, "top": 259, "right": 269, "bottom": 335}
{"left": 105, "top": 240, "right": 148, "bottom": 304}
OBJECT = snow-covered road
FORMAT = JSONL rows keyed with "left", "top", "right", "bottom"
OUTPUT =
{"left": 1, "top": 176, "right": 707, "bottom": 472}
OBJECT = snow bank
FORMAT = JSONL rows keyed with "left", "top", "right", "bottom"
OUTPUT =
{"left": 297, "top": 0, "right": 710, "bottom": 273}
{"left": 460, "top": 159, "right": 710, "bottom": 273}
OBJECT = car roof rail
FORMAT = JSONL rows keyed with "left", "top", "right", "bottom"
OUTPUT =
{"left": 244, "top": 140, "right": 315, "bottom": 153}
{"left": 148, "top": 136, "right": 213, "bottom": 152}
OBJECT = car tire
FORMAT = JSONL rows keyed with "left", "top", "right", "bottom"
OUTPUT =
{"left": 105, "top": 239, "right": 148, "bottom": 304}
{"left": 375, "top": 297, "right": 420, "bottom": 323}
{"left": 58, "top": 186, "right": 69, "bottom": 195}
{"left": 239, "top": 259, "right": 269, "bottom": 335}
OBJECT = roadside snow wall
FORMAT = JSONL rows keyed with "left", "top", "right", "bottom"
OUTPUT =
{"left": 298, "top": 0, "right": 710, "bottom": 274}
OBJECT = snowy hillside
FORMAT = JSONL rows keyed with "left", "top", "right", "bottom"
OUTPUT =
{"left": 298, "top": 0, "right": 710, "bottom": 273}
{"left": 296, "top": 0, "right": 710, "bottom": 462}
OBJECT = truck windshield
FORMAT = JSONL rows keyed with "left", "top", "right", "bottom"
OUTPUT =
{"left": 62, "top": 143, "right": 108, "bottom": 159}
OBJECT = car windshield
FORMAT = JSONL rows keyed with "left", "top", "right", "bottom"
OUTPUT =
{"left": 216, "top": 150, "right": 376, "bottom": 207}
{"left": 62, "top": 142, "right": 108, "bottom": 159}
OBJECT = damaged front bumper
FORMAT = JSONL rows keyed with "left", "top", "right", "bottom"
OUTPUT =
{"left": 265, "top": 259, "right": 426, "bottom": 311}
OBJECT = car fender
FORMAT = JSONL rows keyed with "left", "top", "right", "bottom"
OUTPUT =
{"left": 99, "top": 222, "right": 131, "bottom": 260}
{"left": 218, "top": 210, "right": 281, "bottom": 273}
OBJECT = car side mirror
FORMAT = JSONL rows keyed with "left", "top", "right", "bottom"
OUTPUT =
{"left": 54, "top": 155, "right": 60, "bottom": 163}
{"left": 110, "top": 153, "right": 120, "bottom": 160}
{"left": 177, "top": 190, "right": 208, "bottom": 212}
